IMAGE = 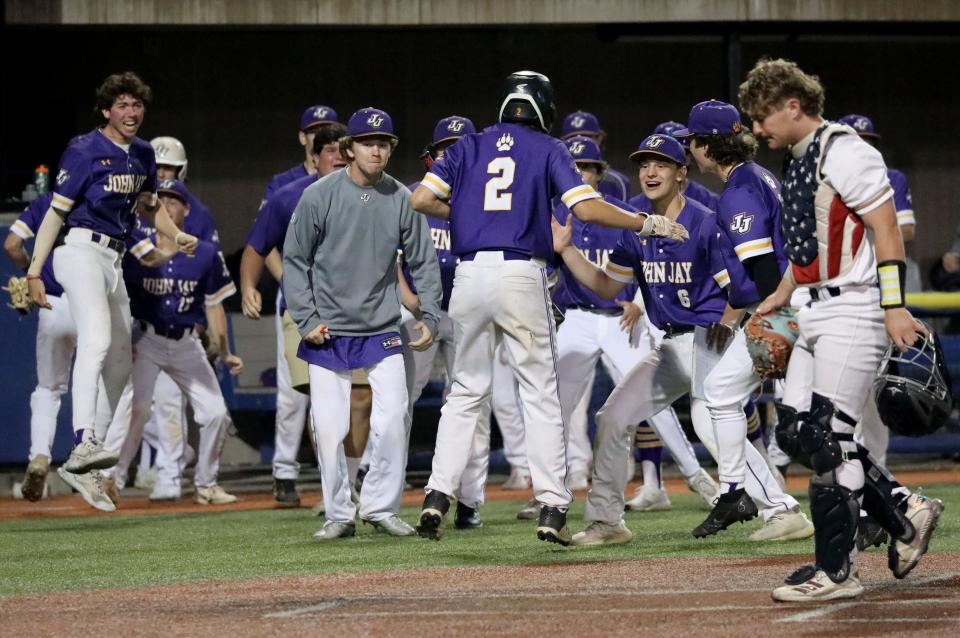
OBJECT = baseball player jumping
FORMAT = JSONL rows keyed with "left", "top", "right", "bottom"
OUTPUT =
{"left": 411, "top": 70, "right": 687, "bottom": 545}
{"left": 739, "top": 58, "right": 944, "bottom": 602}
{"left": 25, "top": 72, "right": 198, "bottom": 502}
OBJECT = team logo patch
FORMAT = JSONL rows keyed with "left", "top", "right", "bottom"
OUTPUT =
{"left": 853, "top": 117, "right": 870, "bottom": 131}
{"left": 56, "top": 169, "right": 70, "bottom": 185}
{"left": 360, "top": 193, "right": 371, "bottom": 203}
{"left": 314, "top": 106, "right": 329, "bottom": 119}
{"left": 570, "top": 115, "right": 586, "bottom": 129}
{"left": 447, "top": 119, "right": 465, "bottom": 133}
{"left": 730, "top": 212, "right": 755, "bottom": 234}
{"left": 569, "top": 141, "right": 585, "bottom": 156}
{"left": 100, "top": 158, "right": 112, "bottom": 166}
{"left": 496, "top": 133, "right": 515, "bottom": 152}
{"left": 646, "top": 136, "right": 665, "bottom": 149}
{"left": 154, "top": 144, "right": 169, "bottom": 159}
{"left": 366, "top": 114, "right": 384, "bottom": 128}
{"left": 732, "top": 121, "right": 742, "bottom": 133}
{"left": 381, "top": 335, "right": 402, "bottom": 350}
{"left": 762, "top": 173, "right": 778, "bottom": 192}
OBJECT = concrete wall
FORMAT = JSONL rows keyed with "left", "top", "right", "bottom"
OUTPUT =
{"left": 2, "top": 25, "right": 958, "bottom": 279}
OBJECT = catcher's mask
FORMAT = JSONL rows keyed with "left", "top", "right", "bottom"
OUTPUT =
{"left": 872, "top": 321, "right": 953, "bottom": 437}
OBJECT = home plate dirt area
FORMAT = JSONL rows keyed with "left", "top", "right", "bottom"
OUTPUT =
{"left": 2, "top": 553, "right": 958, "bottom": 638}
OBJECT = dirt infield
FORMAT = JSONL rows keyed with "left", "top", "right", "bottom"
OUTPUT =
{"left": 4, "top": 468, "right": 959, "bottom": 521}
{"left": 2, "top": 553, "right": 958, "bottom": 637}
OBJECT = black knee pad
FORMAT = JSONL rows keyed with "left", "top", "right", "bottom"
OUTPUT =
{"left": 799, "top": 393, "right": 846, "bottom": 474}
{"left": 774, "top": 402, "right": 812, "bottom": 468}
{"left": 810, "top": 475, "right": 859, "bottom": 583}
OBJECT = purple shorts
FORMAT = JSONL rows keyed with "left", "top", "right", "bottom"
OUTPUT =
{"left": 297, "top": 331, "right": 403, "bottom": 371}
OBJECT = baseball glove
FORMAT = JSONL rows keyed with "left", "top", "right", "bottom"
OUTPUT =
{"left": 744, "top": 308, "right": 800, "bottom": 379}
{"left": 3, "top": 276, "right": 33, "bottom": 315}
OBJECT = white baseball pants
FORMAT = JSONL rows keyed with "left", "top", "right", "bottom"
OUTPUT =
{"left": 491, "top": 341, "right": 528, "bottom": 471}
{"left": 273, "top": 297, "right": 310, "bottom": 480}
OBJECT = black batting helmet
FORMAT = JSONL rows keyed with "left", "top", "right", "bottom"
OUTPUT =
{"left": 498, "top": 70, "right": 556, "bottom": 133}
{"left": 872, "top": 322, "right": 953, "bottom": 437}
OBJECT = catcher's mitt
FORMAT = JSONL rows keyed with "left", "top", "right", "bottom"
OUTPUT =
{"left": 744, "top": 308, "right": 800, "bottom": 379}
{"left": 3, "top": 276, "right": 33, "bottom": 315}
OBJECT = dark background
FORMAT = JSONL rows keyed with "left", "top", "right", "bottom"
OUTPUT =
{"left": 2, "top": 23, "right": 957, "bottom": 277}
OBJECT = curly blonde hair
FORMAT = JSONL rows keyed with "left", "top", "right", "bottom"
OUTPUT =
{"left": 738, "top": 58, "right": 825, "bottom": 120}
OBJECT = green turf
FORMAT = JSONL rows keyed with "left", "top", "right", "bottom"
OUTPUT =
{"left": 2, "top": 484, "right": 958, "bottom": 597}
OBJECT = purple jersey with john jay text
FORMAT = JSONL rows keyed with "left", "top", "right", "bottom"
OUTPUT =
{"left": 552, "top": 194, "right": 638, "bottom": 311}
{"left": 262, "top": 164, "right": 309, "bottom": 207}
{"left": 402, "top": 181, "right": 456, "bottom": 310}
{"left": 51, "top": 129, "right": 157, "bottom": 239}
{"left": 606, "top": 198, "right": 748, "bottom": 331}
{"left": 421, "top": 123, "right": 600, "bottom": 261}
{"left": 124, "top": 239, "right": 236, "bottom": 330}
{"left": 715, "top": 162, "right": 787, "bottom": 306}
{"left": 14, "top": 194, "right": 152, "bottom": 297}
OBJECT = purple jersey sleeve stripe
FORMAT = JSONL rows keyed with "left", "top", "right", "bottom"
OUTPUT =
{"left": 604, "top": 260, "right": 634, "bottom": 283}
{"left": 896, "top": 209, "right": 916, "bottom": 226}
{"left": 421, "top": 173, "right": 451, "bottom": 198}
{"left": 560, "top": 184, "right": 600, "bottom": 208}
{"left": 713, "top": 269, "right": 730, "bottom": 288}
{"left": 204, "top": 282, "right": 237, "bottom": 306}
{"left": 129, "top": 238, "right": 154, "bottom": 258}
{"left": 11, "top": 220, "right": 34, "bottom": 239}
{"left": 51, "top": 193, "right": 75, "bottom": 211}
{"left": 734, "top": 238, "right": 774, "bottom": 261}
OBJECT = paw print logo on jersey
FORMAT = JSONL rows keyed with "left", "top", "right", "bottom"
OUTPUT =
{"left": 569, "top": 141, "right": 586, "bottom": 156}
{"left": 447, "top": 119, "right": 465, "bottom": 133}
{"left": 366, "top": 114, "right": 384, "bottom": 128}
{"left": 496, "top": 133, "right": 515, "bottom": 152}
{"left": 570, "top": 115, "right": 586, "bottom": 129}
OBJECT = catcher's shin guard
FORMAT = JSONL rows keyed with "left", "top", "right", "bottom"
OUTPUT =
{"left": 810, "top": 472, "right": 860, "bottom": 583}
{"left": 859, "top": 445, "right": 913, "bottom": 542}
{"left": 798, "top": 393, "right": 856, "bottom": 474}
{"left": 774, "top": 402, "right": 811, "bottom": 468}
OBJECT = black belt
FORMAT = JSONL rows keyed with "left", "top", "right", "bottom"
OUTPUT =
{"left": 91, "top": 232, "right": 125, "bottom": 254}
{"left": 138, "top": 320, "right": 192, "bottom": 340}
{"left": 571, "top": 305, "right": 621, "bottom": 315}
{"left": 459, "top": 250, "right": 529, "bottom": 262}
{"left": 662, "top": 325, "right": 695, "bottom": 339}
{"left": 809, "top": 286, "right": 841, "bottom": 302}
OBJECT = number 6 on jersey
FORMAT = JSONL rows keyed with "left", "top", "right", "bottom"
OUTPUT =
{"left": 484, "top": 157, "right": 515, "bottom": 211}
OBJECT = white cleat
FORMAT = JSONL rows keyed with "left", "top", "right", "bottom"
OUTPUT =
{"left": 149, "top": 479, "right": 182, "bottom": 501}
{"left": 57, "top": 467, "right": 116, "bottom": 512}
{"left": 772, "top": 568, "right": 863, "bottom": 603}
{"left": 516, "top": 498, "right": 543, "bottom": 520}
{"left": 313, "top": 521, "right": 356, "bottom": 540}
{"left": 366, "top": 514, "right": 416, "bottom": 536}
{"left": 749, "top": 506, "right": 815, "bottom": 541}
{"left": 889, "top": 492, "right": 945, "bottom": 579}
{"left": 134, "top": 466, "right": 159, "bottom": 490}
{"left": 194, "top": 485, "right": 238, "bottom": 505}
{"left": 625, "top": 484, "right": 672, "bottom": 512}
{"left": 63, "top": 438, "right": 119, "bottom": 474}
{"left": 571, "top": 520, "right": 633, "bottom": 547}
{"left": 566, "top": 470, "right": 590, "bottom": 491}
{"left": 502, "top": 466, "right": 532, "bottom": 490}
{"left": 685, "top": 468, "right": 720, "bottom": 510}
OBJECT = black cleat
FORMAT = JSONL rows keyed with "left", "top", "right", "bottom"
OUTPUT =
{"left": 416, "top": 490, "right": 451, "bottom": 540}
{"left": 856, "top": 514, "right": 889, "bottom": 551}
{"left": 273, "top": 478, "right": 301, "bottom": 507}
{"left": 536, "top": 505, "right": 572, "bottom": 546}
{"left": 692, "top": 488, "right": 758, "bottom": 538}
{"left": 454, "top": 502, "right": 483, "bottom": 530}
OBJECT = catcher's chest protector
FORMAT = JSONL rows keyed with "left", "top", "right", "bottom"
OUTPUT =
{"left": 781, "top": 123, "right": 866, "bottom": 285}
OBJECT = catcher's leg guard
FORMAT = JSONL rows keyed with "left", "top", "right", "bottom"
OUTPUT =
{"left": 774, "top": 402, "right": 811, "bottom": 468}
{"left": 799, "top": 393, "right": 856, "bottom": 475}
{"left": 810, "top": 471, "right": 860, "bottom": 583}
{"left": 859, "top": 444, "right": 913, "bottom": 542}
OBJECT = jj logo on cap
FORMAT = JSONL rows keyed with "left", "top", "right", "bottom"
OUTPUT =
{"left": 569, "top": 141, "right": 585, "bottom": 155}
{"left": 314, "top": 107, "right": 328, "bottom": 119}
{"left": 570, "top": 115, "right": 586, "bottom": 128}
{"left": 367, "top": 114, "right": 384, "bottom": 128}
{"left": 447, "top": 119, "right": 465, "bottom": 132}
{"left": 646, "top": 136, "right": 665, "bottom": 149}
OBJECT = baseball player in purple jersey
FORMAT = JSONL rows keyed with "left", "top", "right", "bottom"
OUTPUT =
{"left": 119, "top": 179, "right": 242, "bottom": 504}
{"left": 629, "top": 121, "right": 720, "bottom": 213}
{"left": 560, "top": 110, "right": 632, "bottom": 201}
{"left": 552, "top": 133, "right": 802, "bottom": 546}
{"left": 25, "top": 72, "right": 198, "bottom": 498}
{"left": 411, "top": 71, "right": 687, "bottom": 545}
{"left": 677, "top": 100, "right": 813, "bottom": 541}
{"left": 241, "top": 123, "right": 348, "bottom": 506}
{"left": 261, "top": 105, "right": 340, "bottom": 206}
{"left": 741, "top": 58, "right": 942, "bottom": 602}
{"left": 6, "top": 194, "right": 166, "bottom": 509}
{"left": 552, "top": 135, "right": 719, "bottom": 517}
{"left": 284, "top": 107, "right": 441, "bottom": 540}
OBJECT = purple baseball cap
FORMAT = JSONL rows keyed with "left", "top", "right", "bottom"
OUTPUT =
{"left": 674, "top": 100, "right": 744, "bottom": 137}
{"left": 653, "top": 121, "right": 686, "bottom": 137}
{"left": 560, "top": 110, "right": 603, "bottom": 139}
{"left": 839, "top": 114, "right": 879, "bottom": 138}
{"left": 300, "top": 105, "right": 339, "bottom": 132}
{"left": 347, "top": 107, "right": 398, "bottom": 141}
{"left": 629, "top": 134, "right": 687, "bottom": 165}
{"left": 156, "top": 179, "right": 189, "bottom": 203}
{"left": 432, "top": 115, "right": 476, "bottom": 146}
{"left": 565, "top": 135, "right": 605, "bottom": 165}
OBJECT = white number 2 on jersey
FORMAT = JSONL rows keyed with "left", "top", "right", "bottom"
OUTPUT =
{"left": 484, "top": 157, "right": 515, "bottom": 211}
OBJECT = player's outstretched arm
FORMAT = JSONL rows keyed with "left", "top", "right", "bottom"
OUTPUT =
{"left": 239, "top": 245, "right": 266, "bottom": 320}
{"left": 25, "top": 206, "right": 65, "bottom": 309}
{"left": 410, "top": 184, "right": 451, "bottom": 221}
{"left": 861, "top": 197, "right": 924, "bottom": 352}
{"left": 552, "top": 216, "right": 626, "bottom": 300}
{"left": 571, "top": 198, "right": 689, "bottom": 241}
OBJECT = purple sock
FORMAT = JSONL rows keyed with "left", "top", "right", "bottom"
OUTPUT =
{"left": 638, "top": 445, "right": 663, "bottom": 482}
{"left": 74, "top": 429, "right": 88, "bottom": 445}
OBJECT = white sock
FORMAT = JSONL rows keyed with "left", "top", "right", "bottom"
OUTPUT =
{"left": 346, "top": 456, "right": 361, "bottom": 484}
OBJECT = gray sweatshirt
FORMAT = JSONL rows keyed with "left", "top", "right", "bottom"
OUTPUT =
{"left": 283, "top": 168, "right": 441, "bottom": 339}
